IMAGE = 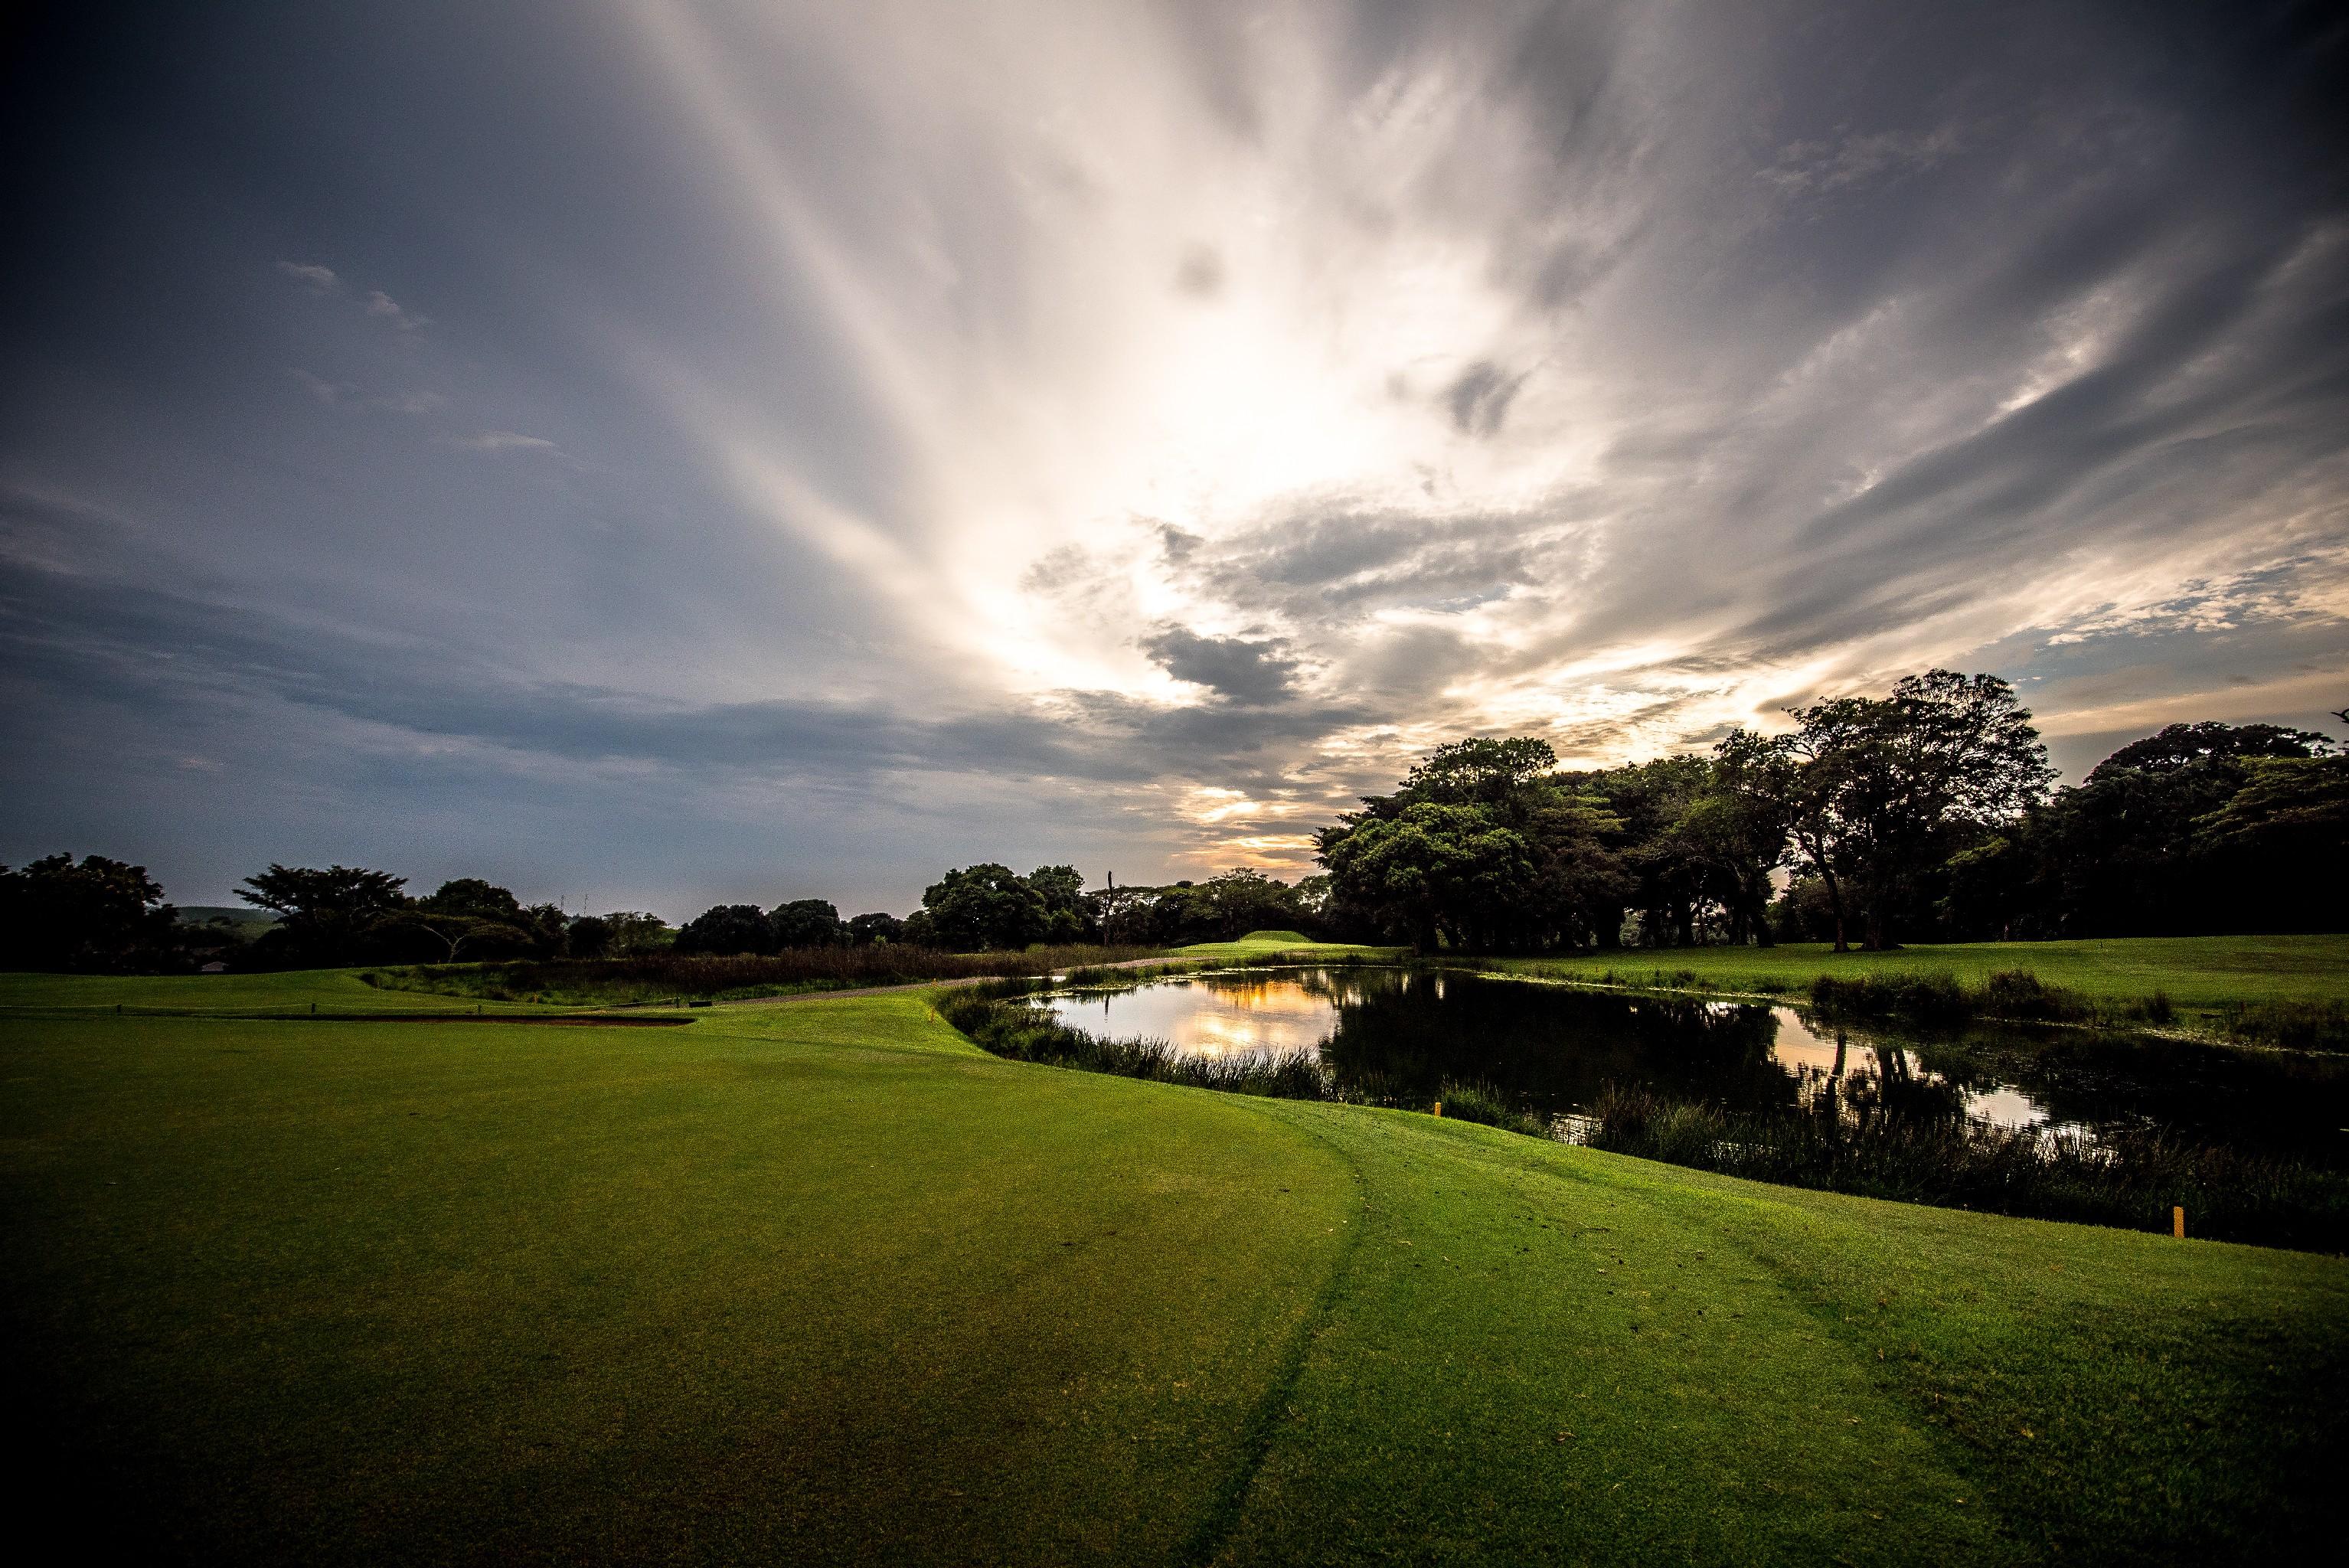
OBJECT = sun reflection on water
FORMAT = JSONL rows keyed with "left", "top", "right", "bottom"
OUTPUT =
{"left": 1045, "top": 976, "right": 1339, "bottom": 1058}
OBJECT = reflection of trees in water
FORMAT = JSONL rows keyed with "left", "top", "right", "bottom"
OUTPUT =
{"left": 1318, "top": 972, "right": 1782, "bottom": 1109}
{"left": 1903, "top": 1025, "right": 2349, "bottom": 1165}
{"left": 1183, "top": 969, "right": 2347, "bottom": 1163}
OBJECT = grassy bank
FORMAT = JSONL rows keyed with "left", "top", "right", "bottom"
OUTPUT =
{"left": 3, "top": 973, "right": 2343, "bottom": 1563}
{"left": 1171, "top": 930, "right": 1403, "bottom": 962}
{"left": 1478, "top": 933, "right": 2349, "bottom": 1008}
{"left": 1159, "top": 933, "right": 2349, "bottom": 1045}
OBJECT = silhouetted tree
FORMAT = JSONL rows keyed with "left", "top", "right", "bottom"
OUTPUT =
{"left": 674, "top": 904, "right": 775, "bottom": 956}
{"left": 238, "top": 864, "right": 410, "bottom": 966}
{"left": 846, "top": 912, "right": 905, "bottom": 946}
{"left": 0, "top": 853, "right": 181, "bottom": 972}
{"left": 770, "top": 898, "right": 846, "bottom": 949}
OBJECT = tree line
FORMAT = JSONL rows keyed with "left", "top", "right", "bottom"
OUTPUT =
{"left": 0, "top": 854, "right": 1328, "bottom": 973}
{"left": 4, "top": 668, "right": 2339, "bottom": 972}
{"left": 1313, "top": 673, "right": 2343, "bottom": 952}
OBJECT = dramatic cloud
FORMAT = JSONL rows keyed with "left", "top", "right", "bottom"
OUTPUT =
{"left": 2, "top": 0, "right": 2343, "bottom": 913}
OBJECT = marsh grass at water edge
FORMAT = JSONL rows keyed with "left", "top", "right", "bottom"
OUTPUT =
{"left": 1579, "top": 1085, "right": 2349, "bottom": 1253}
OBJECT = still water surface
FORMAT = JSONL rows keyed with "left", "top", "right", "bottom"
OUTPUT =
{"left": 1044, "top": 966, "right": 2348, "bottom": 1162}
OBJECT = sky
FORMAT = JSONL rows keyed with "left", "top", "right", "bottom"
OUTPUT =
{"left": 3, "top": 1, "right": 2345, "bottom": 919}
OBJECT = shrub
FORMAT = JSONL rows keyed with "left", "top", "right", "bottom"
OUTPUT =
{"left": 1808, "top": 969, "right": 2089, "bottom": 1026}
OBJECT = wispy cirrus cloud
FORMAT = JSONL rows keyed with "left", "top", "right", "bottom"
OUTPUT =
{"left": 276, "top": 260, "right": 339, "bottom": 292}
{"left": 445, "top": 430, "right": 559, "bottom": 455}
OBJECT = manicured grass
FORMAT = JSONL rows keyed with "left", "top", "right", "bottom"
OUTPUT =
{"left": 1174, "top": 930, "right": 1403, "bottom": 962}
{"left": 1478, "top": 934, "right": 2349, "bottom": 1014}
{"left": 3, "top": 974, "right": 2342, "bottom": 1563}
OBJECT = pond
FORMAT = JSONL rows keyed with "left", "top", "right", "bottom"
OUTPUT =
{"left": 1044, "top": 966, "right": 2349, "bottom": 1165}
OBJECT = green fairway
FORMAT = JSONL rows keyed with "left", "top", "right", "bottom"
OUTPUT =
{"left": 1476, "top": 934, "right": 2349, "bottom": 1014}
{"left": 3, "top": 973, "right": 2342, "bottom": 1564}
{"left": 1173, "top": 930, "right": 1403, "bottom": 962}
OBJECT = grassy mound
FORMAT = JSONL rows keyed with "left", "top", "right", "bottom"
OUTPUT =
{"left": 2, "top": 972, "right": 2342, "bottom": 1563}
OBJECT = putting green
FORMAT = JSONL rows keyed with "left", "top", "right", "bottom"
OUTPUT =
{"left": 2, "top": 982, "right": 2341, "bottom": 1564}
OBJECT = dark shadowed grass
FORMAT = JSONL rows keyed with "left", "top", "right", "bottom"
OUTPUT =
{"left": 1582, "top": 1084, "right": 2349, "bottom": 1252}
{"left": 369, "top": 945, "right": 1167, "bottom": 1005}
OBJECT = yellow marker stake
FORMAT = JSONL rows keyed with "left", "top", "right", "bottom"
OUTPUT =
{"left": 1433, "top": 1101, "right": 1443, "bottom": 1117}
{"left": 2173, "top": 1206, "right": 2185, "bottom": 1239}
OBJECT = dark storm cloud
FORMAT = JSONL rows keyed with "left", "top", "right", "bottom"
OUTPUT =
{"left": 1138, "top": 626, "right": 1302, "bottom": 705}
{"left": 0, "top": 554, "right": 1367, "bottom": 802}
{"left": 3, "top": 0, "right": 2344, "bottom": 903}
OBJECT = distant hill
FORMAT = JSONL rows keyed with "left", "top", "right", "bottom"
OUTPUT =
{"left": 177, "top": 905, "right": 280, "bottom": 931}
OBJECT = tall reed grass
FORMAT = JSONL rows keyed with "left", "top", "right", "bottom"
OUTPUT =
{"left": 1580, "top": 1084, "right": 2348, "bottom": 1252}
{"left": 2221, "top": 999, "right": 2349, "bottom": 1053}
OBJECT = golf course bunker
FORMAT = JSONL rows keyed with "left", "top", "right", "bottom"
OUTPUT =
{"left": 1045, "top": 966, "right": 2349, "bottom": 1163}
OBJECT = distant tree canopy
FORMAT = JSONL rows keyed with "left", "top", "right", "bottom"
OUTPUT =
{"left": 2090, "top": 721, "right": 2331, "bottom": 777}
{"left": 770, "top": 899, "right": 846, "bottom": 949}
{"left": 13, "top": 676, "right": 2338, "bottom": 976}
{"left": 1320, "top": 671, "right": 2071, "bottom": 952}
{"left": 1976, "top": 736, "right": 2344, "bottom": 939}
{"left": 0, "top": 853, "right": 181, "bottom": 972}
{"left": 672, "top": 904, "right": 775, "bottom": 956}
{"left": 917, "top": 864, "right": 1050, "bottom": 951}
{"left": 846, "top": 911, "right": 905, "bottom": 947}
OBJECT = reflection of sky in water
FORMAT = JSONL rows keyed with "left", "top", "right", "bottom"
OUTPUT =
{"left": 1044, "top": 976, "right": 1338, "bottom": 1057}
{"left": 1769, "top": 1006, "right": 2062, "bottom": 1133}
{"left": 1050, "top": 974, "right": 2097, "bottom": 1138}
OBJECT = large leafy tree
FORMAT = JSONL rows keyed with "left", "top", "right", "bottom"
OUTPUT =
{"left": 770, "top": 898, "right": 846, "bottom": 949}
{"left": 920, "top": 864, "right": 1048, "bottom": 951}
{"left": 1026, "top": 865, "right": 1093, "bottom": 942}
{"left": 1953, "top": 721, "right": 2337, "bottom": 938}
{"left": 397, "top": 877, "right": 542, "bottom": 962}
{"left": 237, "top": 864, "right": 410, "bottom": 966}
{"left": 2187, "top": 756, "right": 2347, "bottom": 930}
{"left": 1772, "top": 671, "right": 2053, "bottom": 949}
{"left": 846, "top": 912, "right": 905, "bottom": 946}
{"left": 1320, "top": 737, "right": 1624, "bottom": 952}
{"left": 673, "top": 904, "right": 775, "bottom": 956}
{"left": 2093, "top": 721, "right": 2331, "bottom": 776}
{"left": 0, "top": 853, "right": 182, "bottom": 972}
